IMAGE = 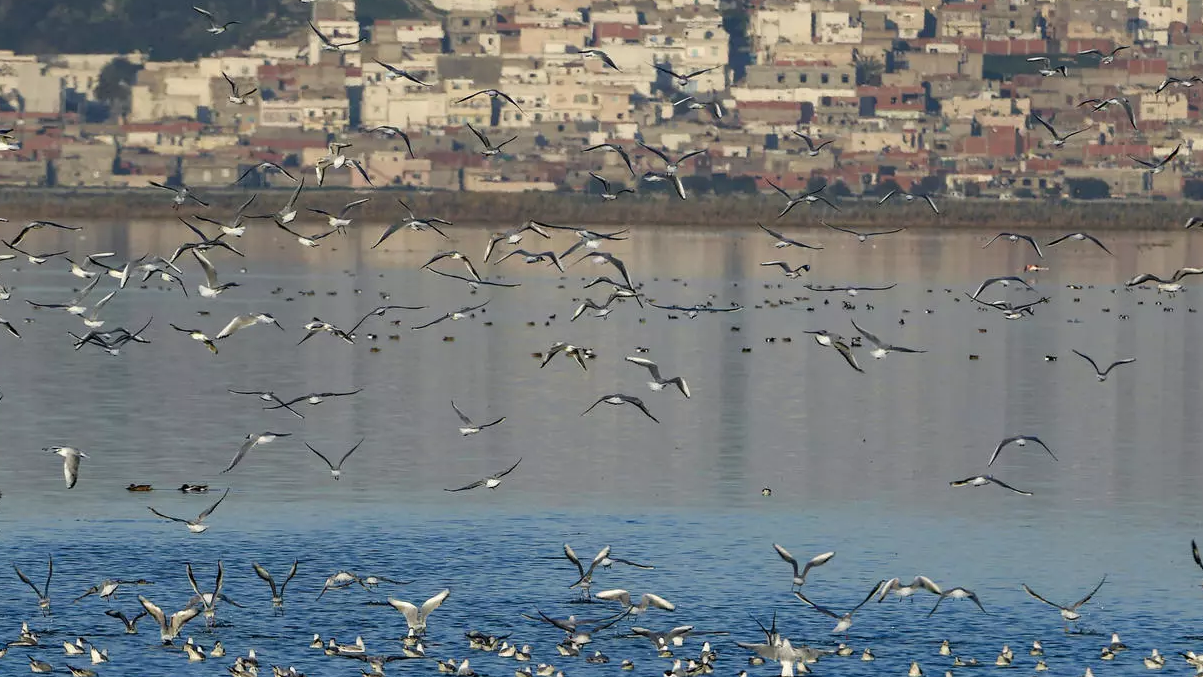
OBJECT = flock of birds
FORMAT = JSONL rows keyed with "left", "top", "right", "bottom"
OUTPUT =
{"left": 3, "top": 9, "right": 1203, "bottom": 677}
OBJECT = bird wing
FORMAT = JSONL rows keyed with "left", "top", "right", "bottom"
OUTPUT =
{"left": 761, "top": 177, "right": 793, "bottom": 200}
{"left": 1194, "top": 540, "right": 1203, "bottom": 571}
{"left": 989, "top": 477, "right": 1033, "bottom": 496}
{"left": 340, "top": 197, "right": 371, "bottom": 217}
{"left": 643, "top": 592, "right": 675, "bottom": 610}
{"left": 637, "top": 141, "right": 671, "bottom": 165}
{"left": 148, "top": 507, "right": 189, "bottom": 524}
{"left": 923, "top": 194, "right": 940, "bottom": 214}
{"left": 138, "top": 595, "right": 166, "bottom": 627}
{"left": 1101, "top": 358, "right": 1136, "bottom": 375}
{"left": 1083, "top": 233, "right": 1113, "bottom": 255}
{"left": 1071, "top": 349, "right": 1101, "bottom": 375}
{"left": 185, "top": 562, "right": 203, "bottom": 599}
{"left": 772, "top": 544, "right": 799, "bottom": 577}
{"left": 610, "top": 557, "right": 655, "bottom": 569}
{"left": 338, "top": 438, "right": 365, "bottom": 467}
{"left": 198, "top": 487, "right": 231, "bottom": 521}
{"left": 14, "top": 564, "right": 41, "bottom": 595}
{"left": 252, "top": 563, "right": 278, "bottom": 597}
{"left": 822, "top": 220, "right": 859, "bottom": 236}
{"left": 445, "top": 479, "right": 486, "bottom": 492}
{"left": 850, "top": 319, "right": 884, "bottom": 350}
{"left": 1070, "top": 575, "right": 1107, "bottom": 609}
{"left": 1030, "top": 113, "right": 1057, "bottom": 136}
{"left": 222, "top": 437, "right": 257, "bottom": 474}
{"left": 306, "top": 443, "right": 335, "bottom": 471}
{"left": 793, "top": 592, "right": 839, "bottom": 618}
{"left": 1021, "top": 583, "right": 1063, "bottom": 610}
{"left": 308, "top": 20, "right": 334, "bottom": 46}
{"left": 465, "top": 122, "right": 490, "bottom": 146}
{"left": 421, "top": 589, "right": 451, "bottom": 617}
{"left": 494, "top": 458, "right": 522, "bottom": 479}
{"left": 852, "top": 580, "right": 886, "bottom": 612}
{"left": 628, "top": 397, "right": 660, "bottom": 423}
{"left": 833, "top": 341, "right": 864, "bottom": 373}
{"left": 624, "top": 356, "right": 661, "bottom": 380}
{"left": 192, "top": 250, "right": 218, "bottom": 288}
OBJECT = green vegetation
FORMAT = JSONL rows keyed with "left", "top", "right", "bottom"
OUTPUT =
{"left": 96, "top": 57, "right": 143, "bottom": 121}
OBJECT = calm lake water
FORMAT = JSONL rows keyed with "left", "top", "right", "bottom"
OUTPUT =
{"left": 0, "top": 219, "right": 1200, "bottom": 675}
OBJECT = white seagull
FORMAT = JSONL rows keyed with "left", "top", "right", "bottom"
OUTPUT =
{"left": 1072, "top": 349, "right": 1135, "bottom": 382}
{"left": 451, "top": 401, "right": 506, "bottom": 436}
{"left": 44, "top": 446, "right": 88, "bottom": 489}
{"left": 222, "top": 432, "right": 292, "bottom": 473}
{"left": 624, "top": 356, "right": 691, "bottom": 398}
{"left": 148, "top": 487, "right": 231, "bottom": 533}
{"left": 988, "top": 436, "right": 1057, "bottom": 467}
{"left": 445, "top": 458, "right": 522, "bottom": 492}
{"left": 306, "top": 438, "right": 364, "bottom": 481}
{"left": 387, "top": 589, "right": 451, "bottom": 635}
{"left": 772, "top": 545, "right": 835, "bottom": 590}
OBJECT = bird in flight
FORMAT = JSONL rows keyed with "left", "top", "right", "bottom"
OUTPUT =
{"left": 445, "top": 458, "right": 522, "bottom": 492}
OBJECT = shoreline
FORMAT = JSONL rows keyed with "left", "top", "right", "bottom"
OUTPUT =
{"left": 0, "top": 187, "right": 1195, "bottom": 230}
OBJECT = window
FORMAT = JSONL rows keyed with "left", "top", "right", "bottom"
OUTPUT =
{"left": 841, "top": 73, "right": 849, "bottom": 83}
{"left": 800, "top": 73, "right": 808, "bottom": 83}
{"left": 821, "top": 73, "right": 829, "bottom": 84}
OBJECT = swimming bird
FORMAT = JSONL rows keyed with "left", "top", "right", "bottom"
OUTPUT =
{"left": 308, "top": 20, "right": 365, "bottom": 51}
{"left": 170, "top": 323, "right": 219, "bottom": 354}
{"left": 756, "top": 223, "right": 823, "bottom": 250}
{"left": 1130, "top": 144, "right": 1181, "bottom": 174}
{"left": 581, "top": 394, "right": 659, "bottom": 422}
{"left": 988, "top": 436, "right": 1057, "bottom": 467}
{"left": 794, "top": 582, "right": 882, "bottom": 635}
{"left": 762, "top": 178, "right": 840, "bottom": 215}
{"left": 590, "top": 172, "right": 635, "bottom": 200}
{"left": 652, "top": 63, "right": 717, "bottom": 87}
{"left": 252, "top": 560, "right": 299, "bottom": 615}
{"left": 194, "top": 6, "right": 239, "bottom": 33}
{"left": 215, "top": 313, "right": 283, "bottom": 340}
{"left": 851, "top": 319, "right": 925, "bottom": 359}
{"left": 306, "top": 438, "right": 364, "bottom": 480}
{"left": 104, "top": 609, "right": 147, "bottom": 634}
{"left": 233, "top": 161, "right": 296, "bottom": 186}
{"left": 1072, "top": 349, "right": 1135, "bottom": 382}
{"left": 445, "top": 458, "right": 522, "bottom": 492}
{"left": 1029, "top": 113, "right": 1091, "bottom": 147}
{"left": 411, "top": 300, "right": 490, "bottom": 330}
{"left": 624, "top": 357, "right": 691, "bottom": 398}
{"left": 388, "top": 589, "right": 451, "bottom": 635}
{"left": 875, "top": 576, "right": 942, "bottom": 602}
{"left": 45, "top": 447, "right": 88, "bottom": 489}
{"left": 1046, "top": 232, "right": 1113, "bottom": 255}
{"left": 222, "top": 72, "right": 256, "bottom": 104}
{"left": 149, "top": 180, "right": 208, "bottom": 209}
{"left": 1125, "top": 268, "right": 1203, "bottom": 293}
{"left": 793, "top": 132, "right": 835, "bottom": 156}
{"left": 74, "top": 579, "right": 153, "bottom": 603}
{"left": 583, "top": 143, "right": 636, "bottom": 177}
{"left": 372, "top": 199, "right": 451, "bottom": 248}
{"left": 451, "top": 401, "right": 506, "bottom": 435}
{"left": 9, "top": 220, "right": 81, "bottom": 248}
{"left": 878, "top": 189, "right": 939, "bottom": 213}
{"left": 772, "top": 545, "right": 835, "bottom": 590}
{"left": 192, "top": 250, "right": 239, "bottom": 299}
{"left": 928, "top": 587, "right": 986, "bottom": 616}
{"left": 147, "top": 487, "right": 230, "bottom": 534}
{"left": 372, "top": 58, "right": 432, "bottom": 86}
{"left": 465, "top": 122, "right": 518, "bottom": 157}
{"left": 949, "top": 475, "right": 1032, "bottom": 496}
{"left": 14, "top": 556, "right": 53, "bottom": 615}
{"left": 638, "top": 141, "right": 705, "bottom": 177}
{"left": 1021, "top": 575, "right": 1107, "bottom": 631}
{"left": 982, "top": 232, "right": 1043, "bottom": 258}
{"left": 223, "top": 433, "right": 292, "bottom": 473}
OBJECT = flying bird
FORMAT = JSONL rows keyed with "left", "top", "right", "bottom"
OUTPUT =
{"left": 793, "top": 132, "right": 836, "bottom": 156}
{"left": 590, "top": 172, "right": 634, "bottom": 201}
{"left": 411, "top": 300, "right": 490, "bottom": 331}
{"left": 581, "top": 394, "right": 659, "bottom": 423}
{"left": 1045, "top": 232, "right": 1112, "bottom": 256}
{"left": 583, "top": 143, "right": 636, "bottom": 176}
{"left": 222, "top": 72, "right": 257, "bottom": 105}
{"left": 1072, "top": 350, "right": 1135, "bottom": 382}
{"left": 982, "top": 232, "right": 1043, "bottom": 258}
{"left": 445, "top": 458, "right": 522, "bottom": 492}
{"left": 45, "top": 446, "right": 88, "bottom": 489}
{"left": 988, "top": 436, "right": 1057, "bottom": 467}
{"left": 309, "top": 20, "right": 365, "bottom": 51}
{"left": 222, "top": 433, "right": 292, "bottom": 473}
{"left": 878, "top": 189, "right": 939, "bottom": 213}
{"left": 1078, "top": 45, "right": 1128, "bottom": 63}
{"left": 1021, "top": 575, "right": 1107, "bottom": 631}
{"left": 373, "top": 58, "right": 433, "bottom": 86}
{"left": 387, "top": 589, "right": 451, "bottom": 635}
{"left": 757, "top": 222, "right": 823, "bottom": 249}
{"left": 451, "top": 401, "right": 506, "bottom": 435}
{"left": 949, "top": 475, "right": 1033, "bottom": 496}
{"left": 193, "top": 6, "right": 239, "bottom": 34}
{"left": 307, "top": 438, "right": 364, "bottom": 481}
{"left": 147, "top": 487, "right": 231, "bottom": 533}
{"left": 624, "top": 356, "right": 691, "bottom": 398}
{"left": 1029, "top": 112, "right": 1091, "bottom": 148}
{"left": 762, "top": 178, "right": 840, "bottom": 216}
{"left": 652, "top": 63, "right": 718, "bottom": 87}
{"left": 252, "top": 560, "right": 300, "bottom": 614}
{"left": 1129, "top": 144, "right": 1180, "bottom": 174}
{"left": 14, "top": 556, "right": 53, "bottom": 615}
{"left": 772, "top": 544, "right": 835, "bottom": 590}
{"left": 851, "top": 319, "right": 925, "bottom": 359}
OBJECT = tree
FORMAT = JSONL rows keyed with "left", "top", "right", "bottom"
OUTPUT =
{"left": 875, "top": 179, "right": 901, "bottom": 197}
{"left": 828, "top": 181, "right": 853, "bottom": 197}
{"left": 95, "top": 57, "right": 142, "bottom": 122}
{"left": 1184, "top": 179, "right": 1203, "bottom": 200}
{"left": 1066, "top": 177, "right": 1110, "bottom": 200}
{"left": 806, "top": 175, "right": 829, "bottom": 193}
{"left": 855, "top": 56, "right": 884, "bottom": 86}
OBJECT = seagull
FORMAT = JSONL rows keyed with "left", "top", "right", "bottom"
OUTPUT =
{"left": 851, "top": 319, "right": 925, "bottom": 358}
{"left": 249, "top": 175, "right": 305, "bottom": 223}
{"left": 315, "top": 145, "right": 373, "bottom": 186}
{"left": 652, "top": 63, "right": 718, "bottom": 87}
{"left": 366, "top": 125, "right": 416, "bottom": 158}
{"left": 1026, "top": 56, "right": 1068, "bottom": 76}
{"left": 372, "top": 58, "right": 432, "bottom": 86}
{"left": 772, "top": 545, "right": 835, "bottom": 590}
{"left": 988, "top": 436, "right": 1057, "bottom": 467}
{"left": 822, "top": 221, "right": 904, "bottom": 242}
{"left": 581, "top": 394, "right": 659, "bottom": 423}
{"left": 496, "top": 248, "right": 566, "bottom": 273}
{"left": 411, "top": 300, "right": 490, "bottom": 331}
{"left": 583, "top": 143, "right": 637, "bottom": 176}
{"left": 25, "top": 275, "right": 101, "bottom": 315}
{"left": 647, "top": 300, "right": 743, "bottom": 316}
{"left": 308, "top": 197, "right": 370, "bottom": 234}
{"left": 541, "top": 342, "right": 592, "bottom": 370}
{"left": 579, "top": 48, "right": 620, "bottom": 70}
{"left": 1072, "top": 350, "right": 1135, "bottom": 381}
{"left": 875, "top": 576, "right": 942, "bottom": 602}
{"left": 307, "top": 439, "right": 364, "bottom": 481}
{"left": 149, "top": 180, "right": 208, "bottom": 209}
{"left": 192, "top": 250, "right": 239, "bottom": 298}
{"left": 252, "top": 560, "right": 299, "bottom": 614}
{"left": 10, "top": 220, "right": 81, "bottom": 248}
{"left": 559, "top": 227, "right": 633, "bottom": 257}
{"left": 805, "top": 283, "right": 897, "bottom": 296}
{"left": 631, "top": 626, "right": 696, "bottom": 650}
{"left": 170, "top": 323, "right": 219, "bottom": 354}
{"left": 372, "top": 199, "right": 452, "bottom": 248}
{"left": 186, "top": 561, "right": 243, "bottom": 628}
{"left": 949, "top": 475, "right": 1033, "bottom": 496}
{"left": 221, "top": 72, "right": 256, "bottom": 104}
{"left": 1045, "top": 232, "right": 1113, "bottom": 255}
{"left": 794, "top": 582, "right": 882, "bottom": 635}
{"left": 638, "top": 141, "right": 704, "bottom": 176}
{"left": 1078, "top": 45, "right": 1128, "bottom": 63}
{"left": 193, "top": 195, "right": 258, "bottom": 237}
{"left": 1021, "top": 576, "right": 1107, "bottom": 631}
{"left": 560, "top": 544, "right": 613, "bottom": 600}
{"left": 139, "top": 595, "right": 201, "bottom": 644}
{"left": 222, "top": 432, "right": 292, "bottom": 473}
{"left": 193, "top": 6, "right": 239, "bottom": 34}
{"left": 423, "top": 250, "right": 483, "bottom": 281}
{"left": 624, "top": 356, "right": 691, "bottom": 398}
{"left": 451, "top": 401, "right": 506, "bottom": 436}
{"left": 982, "top": 232, "right": 1043, "bottom": 258}
{"left": 641, "top": 170, "right": 687, "bottom": 200}
{"left": 445, "top": 459, "right": 522, "bottom": 491}
{"left": 265, "top": 389, "right": 363, "bottom": 411}
{"left": 387, "top": 589, "right": 451, "bottom": 635}
{"left": 571, "top": 251, "right": 635, "bottom": 289}
{"left": 757, "top": 223, "right": 823, "bottom": 250}
{"left": 673, "top": 95, "right": 723, "bottom": 119}
{"left": 1078, "top": 96, "right": 1138, "bottom": 130}
{"left": 1125, "top": 268, "right": 1203, "bottom": 293}
{"left": 792, "top": 132, "right": 836, "bottom": 156}
{"left": 597, "top": 589, "right": 675, "bottom": 622}
{"left": 45, "top": 446, "right": 88, "bottom": 489}
{"left": 3, "top": 240, "right": 66, "bottom": 264}
{"left": 1030, "top": 112, "right": 1091, "bottom": 147}
{"left": 465, "top": 122, "right": 518, "bottom": 156}
{"left": 928, "top": 587, "right": 987, "bottom": 616}
{"left": 233, "top": 161, "right": 296, "bottom": 185}
{"left": 571, "top": 292, "right": 635, "bottom": 321}
{"left": 762, "top": 178, "right": 840, "bottom": 216}
{"left": 456, "top": 88, "right": 525, "bottom": 113}
{"left": 308, "top": 20, "right": 365, "bottom": 51}
{"left": 273, "top": 219, "right": 339, "bottom": 248}
{"left": 14, "top": 557, "right": 53, "bottom": 615}
{"left": 878, "top": 189, "right": 939, "bottom": 213}
{"left": 969, "top": 275, "right": 1036, "bottom": 300}
{"left": 104, "top": 609, "right": 147, "bottom": 634}
{"left": 298, "top": 318, "right": 354, "bottom": 345}
{"left": 1130, "top": 144, "right": 1181, "bottom": 174}
{"left": 147, "top": 488, "right": 231, "bottom": 533}
{"left": 347, "top": 305, "right": 427, "bottom": 336}
{"left": 74, "top": 579, "right": 153, "bottom": 603}
{"left": 590, "top": 172, "right": 635, "bottom": 201}
{"left": 215, "top": 313, "right": 283, "bottom": 340}
{"left": 317, "top": 571, "right": 359, "bottom": 600}
{"left": 483, "top": 220, "right": 553, "bottom": 262}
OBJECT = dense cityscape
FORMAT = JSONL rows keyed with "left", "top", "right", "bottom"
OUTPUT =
{"left": 0, "top": 0, "right": 1198, "bottom": 202}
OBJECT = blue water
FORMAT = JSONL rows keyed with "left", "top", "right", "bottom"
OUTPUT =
{"left": 0, "top": 221, "right": 1199, "bottom": 675}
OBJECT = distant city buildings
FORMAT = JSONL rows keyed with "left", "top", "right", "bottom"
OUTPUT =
{"left": 0, "top": 0, "right": 1200, "bottom": 201}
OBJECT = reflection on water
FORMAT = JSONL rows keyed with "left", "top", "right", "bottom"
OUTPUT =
{"left": 0, "top": 221, "right": 1200, "bottom": 675}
